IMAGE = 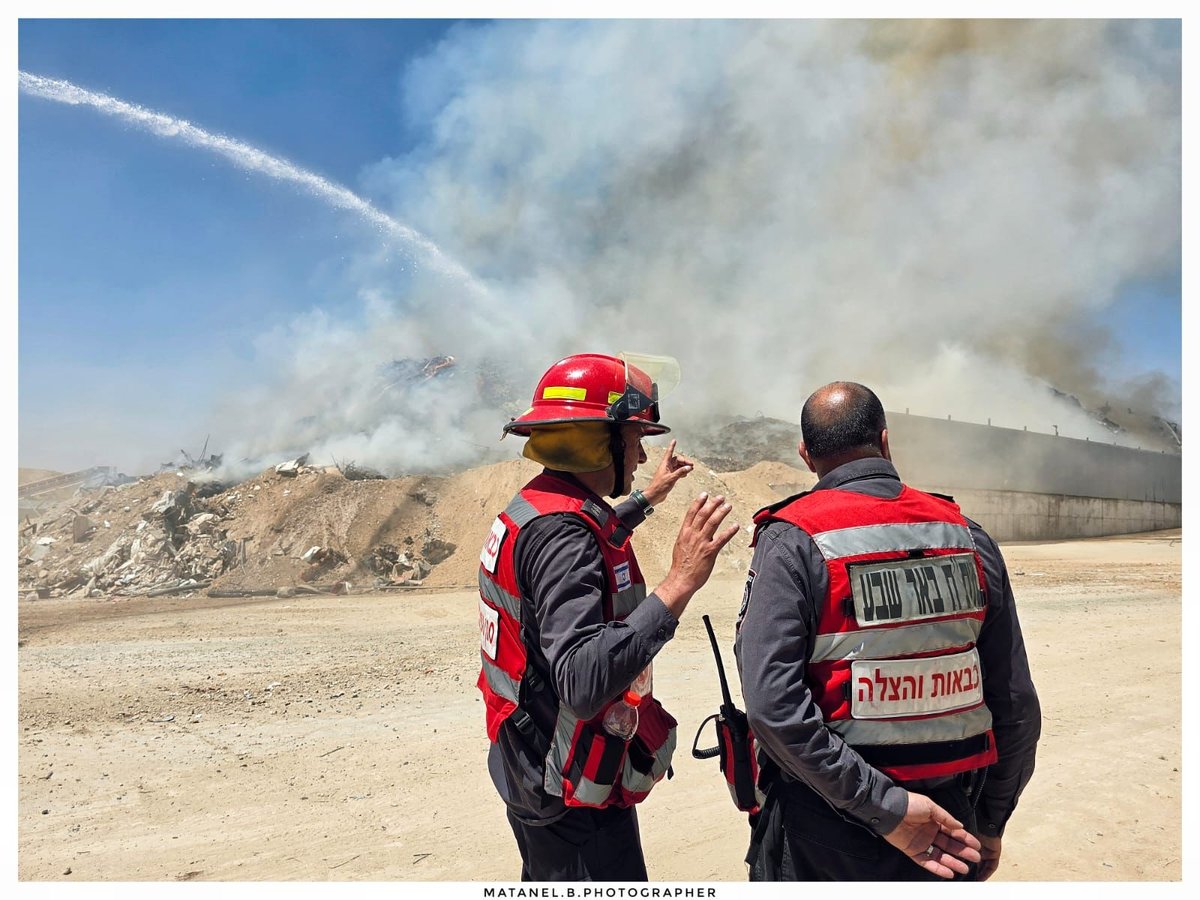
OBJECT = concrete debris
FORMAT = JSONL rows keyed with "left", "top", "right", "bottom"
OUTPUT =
{"left": 18, "top": 474, "right": 247, "bottom": 599}
{"left": 17, "top": 463, "right": 464, "bottom": 601}
{"left": 274, "top": 454, "right": 311, "bottom": 477}
{"left": 366, "top": 545, "right": 402, "bottom": 574}
{"left": 364, "top": 543, "right": 441, "bottom": 586}
{"left": 72, "top": 515, "right": 96, "bottom": 543}
{"left": 186, "top": 513, "right": 219, "bottom": 535}
{"left": 145, "top": 579, "right": 211, "bottom": 597}
{"left": 299, "top": 548, "right": 348, "bottom": 582}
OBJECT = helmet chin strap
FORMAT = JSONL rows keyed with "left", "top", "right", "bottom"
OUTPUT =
{"left": 607, "top": 423, "right": 625, "bottom": 499}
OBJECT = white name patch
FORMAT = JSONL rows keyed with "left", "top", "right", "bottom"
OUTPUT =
{"left": 850, "top": 648, "right": 983, "bottom": 719}
{"left": 480, "top": 517, "right": 507, "bottom": 574}
{"left": 847, "top": 552, "right": 982, "bottom": 627}
{"left": 614, "top": 561, "right": 632, "bottom": 592}
{"left": 479, "top": 596, "right": 500, "bottom": 660}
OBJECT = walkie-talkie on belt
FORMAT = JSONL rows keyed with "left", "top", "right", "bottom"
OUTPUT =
{"left": 692, "top": 614, "right": 762, "bottom": 814}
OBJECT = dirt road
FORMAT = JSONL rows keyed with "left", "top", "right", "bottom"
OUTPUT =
{"left": 17, "top": 531, "right": 1182, "bottom": 882}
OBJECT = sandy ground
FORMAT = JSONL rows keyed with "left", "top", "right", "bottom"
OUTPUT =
{"left": 17, "top": 530, "right": 1182, "bottom": 883}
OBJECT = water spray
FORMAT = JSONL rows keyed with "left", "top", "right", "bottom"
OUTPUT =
{"left": 18, "top": 71, "right": 487, "bottom": 295}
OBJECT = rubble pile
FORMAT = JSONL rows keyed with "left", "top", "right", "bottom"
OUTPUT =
{"left": 16, "top": 456, "right": 473, "bottom": 601}
{"left": 17, "top": 444, "right": 806, "bottom": 603}
{"left": 365, "top": 544, "right": 433, "bottom": 583}
{"left": 17, "top": 473, "right": 242, "bottom": 600}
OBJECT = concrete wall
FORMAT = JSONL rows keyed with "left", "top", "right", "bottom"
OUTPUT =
{"left": 704, "top": 412, "right": 1182, "bottom": 541}
{"left": 886, "top": 413, "right": 1181, "bottom": 503}
{"left": 916, "top": 487, "right": 1181, "bottom": 543}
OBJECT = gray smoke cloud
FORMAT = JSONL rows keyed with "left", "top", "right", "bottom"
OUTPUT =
{"left": 211, "top": 19, "right": 1179, "bottom": 478}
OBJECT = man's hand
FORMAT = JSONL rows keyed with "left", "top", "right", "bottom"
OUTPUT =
{"left": 654, "top": 492, "right": 740, "bottom": 619}
{"left": 883, "top": 790, "right": 983, "bottom": 879}
{"left": 975, "top": 834, "right": 1002, "bottom": 881}
{"left": 642, "top": 439, "right": 694, "bottom": 507}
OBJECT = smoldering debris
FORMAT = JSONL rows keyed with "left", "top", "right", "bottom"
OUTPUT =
{"left": 376, "top": 355, "right": 457, "bottom": 393}
{"left": 159, "top": 437, "right": 223, "bottom": 475}
{"left": 688, "top": 416, "right": 806, "bottom": 473}
{"left": 336, "top": 461, "right": 387, "bottom": 482}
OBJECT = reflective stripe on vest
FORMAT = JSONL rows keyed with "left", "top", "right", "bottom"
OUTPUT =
{"left": 620, "top": 723, "right": 677, "bottom": 795}
{"left": 811, "top": 616, "right": 981, "bottom": 664}
{"left": 753, "top": 484, "right": 998, "bottom": 780}
{"left": 833, "top": 700, "right": 993, "bottom": 745}
{"left": 479, "top": 571, "right": 521, "bottom": 620}
{"left": 504, "top": 494, "right": 542, "bottom": 528}
{"left": 811, "top": 521, "right": 975, "bottom": 560}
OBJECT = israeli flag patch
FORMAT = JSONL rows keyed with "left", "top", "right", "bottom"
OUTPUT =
{"left": 614, "top": 561, "right": 632, "bottom": 592}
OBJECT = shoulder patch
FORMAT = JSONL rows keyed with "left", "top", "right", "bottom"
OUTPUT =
{"left": 614, "top": 561, "right": 632, "bottom": 592}
{"left": 737, "top": 568, "right": 757, "bottom": 630}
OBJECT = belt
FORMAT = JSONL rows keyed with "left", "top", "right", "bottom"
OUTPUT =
{"left": 899, "top": 768, "right": 987, "bottom": 803}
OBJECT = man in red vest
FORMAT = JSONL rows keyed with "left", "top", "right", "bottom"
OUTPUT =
{"left": 735, "top": 381, "right": 1041, "bottom": 881}
{"left": 478, "top": 352, "right": 739, "bottom": 881}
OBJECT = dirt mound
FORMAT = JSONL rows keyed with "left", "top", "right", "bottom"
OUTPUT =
{"left": 19, "top": 468, "right": 64, "bottom": 485}
{"left": 16, "top": 451, "right": 812, "bottom": 600}
{"left": 624, "top": 456, "right": 814, "bottom": 581}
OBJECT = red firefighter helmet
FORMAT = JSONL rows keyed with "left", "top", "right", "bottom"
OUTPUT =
{"left": 504, "top": 353, "right": 677, "bottom": 437}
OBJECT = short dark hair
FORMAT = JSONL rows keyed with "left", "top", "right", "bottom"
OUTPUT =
{"left": 800, "top": 382, "right": 887, "bottom": 460}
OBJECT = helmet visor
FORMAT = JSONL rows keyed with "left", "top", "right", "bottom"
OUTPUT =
{"left": 607, "top": 352, "right": 680, "bottom": 425}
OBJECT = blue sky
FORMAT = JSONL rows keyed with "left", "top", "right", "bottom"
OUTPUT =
{"left": 19, "top": 19, "right": 462, "bottom": 471}
{"left": 16, "top": 18, "right": 1184, "bottom": 475}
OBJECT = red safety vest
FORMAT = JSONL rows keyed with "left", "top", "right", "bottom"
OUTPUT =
{"left": 753, "top": 484, "right": 998, "bottom": 781}
{"left": 477, "top": 473, "right": 677, "bottom": 808}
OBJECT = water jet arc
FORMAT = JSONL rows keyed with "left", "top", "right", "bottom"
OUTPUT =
{"left": 18, "top": 70, "right": 483, "bottom": 291}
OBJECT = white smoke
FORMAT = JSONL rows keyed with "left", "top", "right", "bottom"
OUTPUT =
{"left": 365, "top": 19, "right": 1181, "bottom": 447}
{"left": 19, "top": 21, "right": 1182, "bottom": 478}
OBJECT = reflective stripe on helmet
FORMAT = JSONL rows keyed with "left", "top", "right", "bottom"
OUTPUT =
{"left": 543, "top": 386, "right": 588, "bottom": 401}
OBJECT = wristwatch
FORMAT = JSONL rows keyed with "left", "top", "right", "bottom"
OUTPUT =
{"left": 630, "top": 489, "right": 654, "bottom": 516}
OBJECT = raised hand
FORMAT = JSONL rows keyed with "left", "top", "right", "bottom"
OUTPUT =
{"left": 642, "top": 439, "right": 695, "bottom": 507}
{"left": 653, "top": 492, "right": 741, "bottom": 619}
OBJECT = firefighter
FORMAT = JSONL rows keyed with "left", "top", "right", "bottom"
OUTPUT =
{"left": 735, "top": 381, "right": 1041, "bottom": 881}
{"left": 478, "top": 352, "right": 739, "bottom": 881}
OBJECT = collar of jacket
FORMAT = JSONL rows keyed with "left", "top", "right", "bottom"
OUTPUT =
{"left": 813, "top": 456, "right": 900, "bottom": 492}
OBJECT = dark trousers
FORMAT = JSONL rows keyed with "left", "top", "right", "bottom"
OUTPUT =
{"left": 506, "top": 805, "right": 648, "bottom": 882}
{"left": 749, "top": 774, "right": 981, "bottom": 882}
